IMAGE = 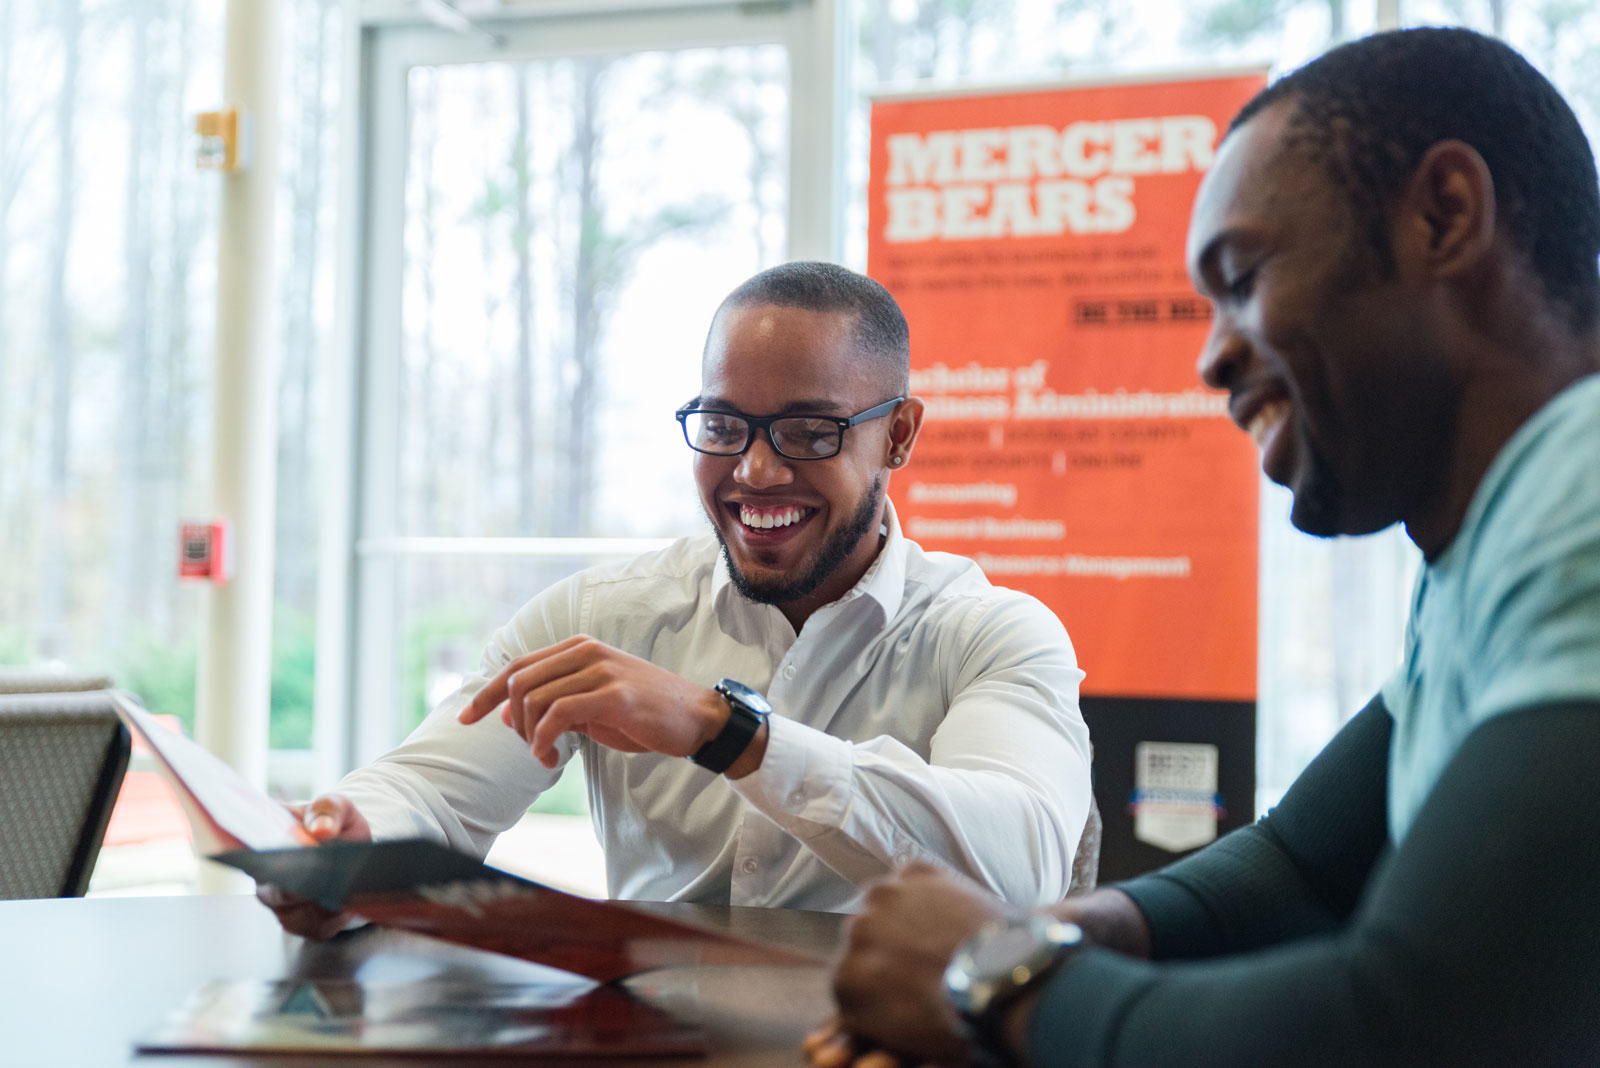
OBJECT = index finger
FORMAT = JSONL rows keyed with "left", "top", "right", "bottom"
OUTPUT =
{"left": 457, "top": 635, "right": 592, "bottom": 724}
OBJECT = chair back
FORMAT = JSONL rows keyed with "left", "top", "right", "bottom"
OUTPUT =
{"left": 0, "top": 670, "right": 115, "bottom": 695}
{"left": 1067, "top": 793, "right": 1102, "bottom": 896}
{"left": 0, "top": 691, "right": 131, "bottom": 899}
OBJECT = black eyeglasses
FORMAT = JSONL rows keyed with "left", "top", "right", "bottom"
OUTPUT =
{"left": 676, "top": 397, "right": 905, "bottom": 460}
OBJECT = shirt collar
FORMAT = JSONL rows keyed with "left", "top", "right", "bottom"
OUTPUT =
{"left": 711, "top": 497, "right": 909, "bottom": 628}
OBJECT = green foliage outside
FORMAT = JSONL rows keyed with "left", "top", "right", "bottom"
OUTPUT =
{"left": 110, "top": 607, "right": 317, "bottom": 749}
{"left": 269, "top": 610, "right": 317, "bottom": 749}
{"left": 0, "top": 629, "right": 30, "bottom": 665}
{"left": 114, "top": 627, "right": 199, "bottom": 733}
{"left": 399, "top": 604, "right": 482, "bottom": 737}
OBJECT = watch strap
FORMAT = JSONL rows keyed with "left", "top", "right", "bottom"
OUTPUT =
{"left": 689, "top": 679, "right": 770, "bottom": 774}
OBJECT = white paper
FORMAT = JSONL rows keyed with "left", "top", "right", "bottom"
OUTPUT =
{"left": 110, "top": 691, "right": 313, "bottom": 854}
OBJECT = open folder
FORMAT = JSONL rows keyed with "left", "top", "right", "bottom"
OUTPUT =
{"left": 109, "top": 693, "right": 824, "bottom": 983}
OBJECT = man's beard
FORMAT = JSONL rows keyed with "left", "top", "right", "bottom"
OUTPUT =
{"left": 714, "top": 475, "right": 884, "bottom": 607}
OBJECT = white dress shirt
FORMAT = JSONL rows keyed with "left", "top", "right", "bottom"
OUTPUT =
{"left": 337, "top": 505, "right": 1092, "bottom": 911}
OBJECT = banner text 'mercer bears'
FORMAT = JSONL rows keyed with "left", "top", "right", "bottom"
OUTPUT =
{"left": 883, "top": 116, "right": 1217, "bottom": 241}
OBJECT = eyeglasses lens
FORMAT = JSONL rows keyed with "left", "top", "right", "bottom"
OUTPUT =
{"left": 686, "top": 412, "right": 748, "bottom": 453}
{"left": 770, "top": 417, "right": 842, "bottom": 458}
{"left": 683, "top": 412, "right": 842, "bottom": 459}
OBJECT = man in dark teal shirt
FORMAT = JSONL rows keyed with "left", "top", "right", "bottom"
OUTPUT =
{"left": 820, "top": 27, "right": 1600, "bottom": 1068}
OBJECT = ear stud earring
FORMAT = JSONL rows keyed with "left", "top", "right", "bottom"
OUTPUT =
{"left": 890, "top": 455, "right": 904, "bottom": 467}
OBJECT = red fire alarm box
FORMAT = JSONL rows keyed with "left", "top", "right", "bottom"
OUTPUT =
{"left": 179, "top": 521, "right": 231, "bottom": 583}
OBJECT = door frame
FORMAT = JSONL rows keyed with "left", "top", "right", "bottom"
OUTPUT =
{"left": 315, "top": 0, "right": 846, "bottom": 779}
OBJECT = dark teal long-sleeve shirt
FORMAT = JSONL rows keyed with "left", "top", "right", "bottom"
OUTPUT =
{"left": 1027, "top": 695, "right": 1600, "bottom": 1067}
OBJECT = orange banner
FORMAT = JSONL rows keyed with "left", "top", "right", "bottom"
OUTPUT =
{"left": 870, "top": 71, "right": 1267, "bottom": 701}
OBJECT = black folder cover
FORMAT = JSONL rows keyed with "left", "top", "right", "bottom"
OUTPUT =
{"left": 216, "top": 838, "right": 511, "bottom": 912}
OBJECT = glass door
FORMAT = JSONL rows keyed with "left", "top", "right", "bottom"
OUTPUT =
{"left": 328, "top": 4, "right": 839, "bottom": 787}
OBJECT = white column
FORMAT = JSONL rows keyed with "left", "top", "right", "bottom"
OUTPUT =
{"left": 789, "top": 0, "right": 845, "bottom": 261}
{"left": 195, "top": 0, "right": 280, "bottom": 893}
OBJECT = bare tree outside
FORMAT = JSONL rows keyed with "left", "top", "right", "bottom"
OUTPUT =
{"left": 388, "top": 46, "right": 787, "bottom": 755}
{"left": 512, "top": 65, "right": 539, "bottom": 537}
{"left": 38, "top": 0, "right": 83, "bottom": 665}
{"left": 269, "top": 0, "right": 342, "bottom": 751}
{"left": 0, "top": 1, "right": 339, "bottom": 764}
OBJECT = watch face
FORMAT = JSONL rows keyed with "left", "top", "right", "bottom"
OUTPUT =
{"left": 716, "top": 679, "right": 772, "bottom": 716}
{"left": 945, "top": 918, "right": 1082, "bottom": 1020}
{"left": 967, "top": 923, "right": 1048, "bottom": 975}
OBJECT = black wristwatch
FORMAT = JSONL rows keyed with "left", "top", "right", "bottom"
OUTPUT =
{"left": 943, "top": 916, "right": 1083, "bottom": 1064}
{"left": 688, "top": 678, "right": 773, "bottom": 775}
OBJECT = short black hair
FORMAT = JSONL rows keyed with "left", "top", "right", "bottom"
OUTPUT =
{"left": 710, "top": 261, "right": 911, "bottom": 393}
{"left": 1234, "top": 27, "right": 1600, "bottom": 329}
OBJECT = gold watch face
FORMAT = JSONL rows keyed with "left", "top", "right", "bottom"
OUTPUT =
{"left": 945, "top": 918, "right": 1081, "bottom": 1017}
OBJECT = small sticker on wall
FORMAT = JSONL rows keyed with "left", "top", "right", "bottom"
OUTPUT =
{"left": 1132, "top": 741, "right": 1222, "bottom": 852}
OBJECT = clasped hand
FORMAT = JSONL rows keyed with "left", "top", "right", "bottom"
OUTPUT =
{"left": 458, "top": 635, "right": 726, "bottom": 767}
{"left": 812, "top": 862, "right": 1010, "bottom": 1068}
{"left": 815, "top": 865, "right": 1152, "bottom": 1068}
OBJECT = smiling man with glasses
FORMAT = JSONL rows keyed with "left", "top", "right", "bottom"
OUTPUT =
{"left": 260, "top": 262, "right": 1092, "bottom": 936}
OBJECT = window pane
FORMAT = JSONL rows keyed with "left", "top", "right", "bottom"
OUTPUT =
{"left": 0, "top": 0, "right": 343, "bottom": 893}
{"left": 270, "top": 0, "right": 344, "bottom": 755}
{"left": 0, "top": 1, "right": 222, "bottom": 706}
{"left": 397, "top": 47, "right": 790, "bottom": 541}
